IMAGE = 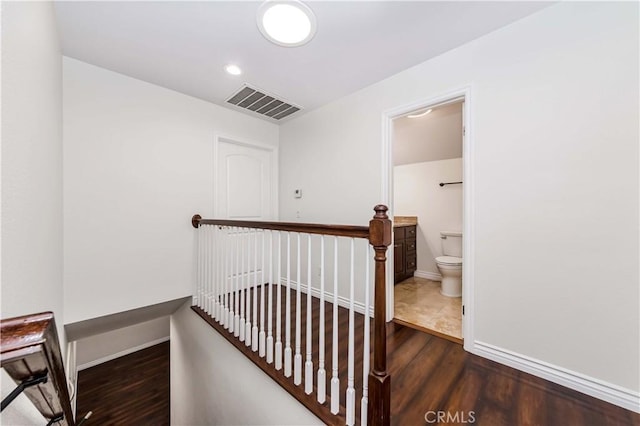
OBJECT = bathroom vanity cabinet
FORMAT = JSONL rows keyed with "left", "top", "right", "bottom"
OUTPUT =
{"left": 394, "top": 224, "right": 417, "bottom": 284}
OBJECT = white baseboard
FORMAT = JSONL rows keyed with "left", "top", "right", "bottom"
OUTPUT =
{"left": 414, "top": 270, "right": 442, "bottom": 281}
{"left": 77, "top": 336, "right": 170, "bottom": 371}
{"left": 472, "top": 340, "right": 640, "bottom": 413}
{"left": 281, "top": 278, "right": 375, "bottom": 317}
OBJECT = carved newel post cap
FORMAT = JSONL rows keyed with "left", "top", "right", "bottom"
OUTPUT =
{"left": 191, "top": 214, "right": 202, "bottom": 228}
{"left": 373, "top": 204, "right": 389, "bottom": 220}
{"left": 370, "top": 205, "right": 391, "bottom": 247}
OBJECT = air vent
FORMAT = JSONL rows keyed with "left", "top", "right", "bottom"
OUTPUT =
{"left": 226, "top": 84, "right": 301, "bottom": 121}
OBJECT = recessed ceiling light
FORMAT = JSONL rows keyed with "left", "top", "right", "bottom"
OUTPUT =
{"left": 257, "top": 1, "right": 317, "bottom": 47}
{"left": 225, "top": 64, "right": 242, "bottom": 76}
{"left": 407, "top": 109, "right": 432, "bottom": 119}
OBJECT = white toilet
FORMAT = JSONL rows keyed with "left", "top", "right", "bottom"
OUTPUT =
{"left": 435, "top": 231, "right": 462, "bottom": 297}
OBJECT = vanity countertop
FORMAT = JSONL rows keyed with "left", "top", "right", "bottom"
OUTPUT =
{"left": 393, "top": 216, "right": 418, "bottom": 227}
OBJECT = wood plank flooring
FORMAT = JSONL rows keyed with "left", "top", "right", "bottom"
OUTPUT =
{"left": 194, "top": 285, "right": 640, "bottom": 425}
{"left": 384, "top": 322, "right": 639, "bottom": 426}
{"left": 76, "top": 341, "right": 170, "bottom": 425}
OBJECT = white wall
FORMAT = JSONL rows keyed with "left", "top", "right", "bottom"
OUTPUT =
{"left": 76, "top": 316, "right": 169, "bottom": 369}
{"left": 1, "top": 2, "right": 64, "bottom": 423}
{"left": 1, "top": 370, "right": 43, "bottom": 425}
{"left": 279, "top": 1, "right": 639, "bottom": 409}
{"left": 63, "top": 58, "right": 279, "bottom": 324}
{"left": 394, "top": 158, "right": 463, "bottom": 277}
{"left": 170, "top": 302, "right": 322, "bottom": 425}
{"left": 1, "top": 0, "right": 64, "bottom": 339}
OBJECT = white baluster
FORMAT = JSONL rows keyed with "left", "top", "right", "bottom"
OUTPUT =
{"left": 331, "top": 236, "right": 340, "bottom": 414}
{"left": 214, "top": 226, "right": 219, "bottom": 321}
{"left": 267, "top": 230, "right": 274, "bottom": 364}
{"left": 245, "top": 229, "right": 252, "bottom": 347}
{"left": 215, "top": 226, "right": 222, "bottom": 324}
{"left": 232, "top": 228, "right": 238, "bottom": 331}
{"left": 284, "top": 232, "right": 292, "bottom": 377}
{"left": 203, "top": 225, "right": 208, "bottom": 315}
{"left": 223, "top": 228, "right": 229, "bottom": 329}
{"left": 201, "top": 225, "right": 206, "bottom": 310}
{"left": 259, "top": 230, "right": 266, "bottom": 357}
{"left": 194, "top": 225, "right": 200, "bottom": 307}
{"left": 361, "top": 244, "right": 371, "bottom": 426}
{"left": 201, "top": 225, "right": 206, "bottom": 311}
{"left": 201, "top": 225, "right": 207, "bottom": 313}
{"left": 294, "top": 233, "right": 302, "bottom": 385}
{"left": 346, "top": 238, "right": 356, "bottom": 425}
{"left": 317, "top": 235, "right": 326, "bottom": 404}
{"left": 252, "top": 228, "right": 259, "bottom": 351}
{"left": 218, "top": 226, "right": 227, "bottom": 326}
{"left": 240, "top": 229, "right": 246, "bottom": 342}
{"left": 206, "top": 225, "right": 213, "bottom": 316}
{"left": 234, "top": 228, "right": 240, "bottom": 336}
{"left": 275, "top": 232, "right": 283, "bottom": 370}
{"left": 305, "top": 234, "right": 313, "bottom": 394}
{"left": 228, "top": 228, "right": 235, "bottom": 332}
{"left": 212, "top": 226, "right": 218, "bottom": 320}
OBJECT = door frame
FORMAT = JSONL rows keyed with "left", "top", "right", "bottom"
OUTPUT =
{"left": 213, "top": 134, "right": 279, "bottom": 220}
{"left": 381, "top": 86, "right": 475, "bottom": 350}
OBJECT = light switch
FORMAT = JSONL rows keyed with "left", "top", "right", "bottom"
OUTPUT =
{"left": 294, "top": 189, "right": 302, "bottom": 199}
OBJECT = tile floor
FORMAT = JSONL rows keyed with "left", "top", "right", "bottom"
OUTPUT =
{"left": 393, "top": 276, "right": 463, "bottom": 342}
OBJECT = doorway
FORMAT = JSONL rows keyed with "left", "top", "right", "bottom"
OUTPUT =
{"left": 382, "top": 88, "right": 474, "bottom": 349}
{"left": 214, "top": 136, "right": 278, "bottom": 220}
{"left": 213, "top": 135, "right": 278, "bottom": 286}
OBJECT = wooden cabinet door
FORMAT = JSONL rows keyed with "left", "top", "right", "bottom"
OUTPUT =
{"left": 394, "top": 241, "right": 405, "bottom": 284}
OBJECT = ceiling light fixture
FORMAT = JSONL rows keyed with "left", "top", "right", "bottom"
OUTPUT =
{"left": 257, "top": 0, "right": 317, "bottom": 47}
{"left": 407, "top": 109, "right": 433, "bottom": 119}
{"left": 225, "top": 64, "right": 242, "bottom": 76}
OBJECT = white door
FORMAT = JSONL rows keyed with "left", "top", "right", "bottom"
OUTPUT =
{"left": 215, "top": 138, "right": 276, "bottom": 220}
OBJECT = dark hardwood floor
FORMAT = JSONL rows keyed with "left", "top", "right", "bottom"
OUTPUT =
{"left": 194, "top": 285, "right": 640, "bottom": 426}
{"left": 73, "top": 287, "right": 638, "bottom": 426}
{"left": 76, "top": 341, "right": 170, "bottom": 426}
{"left": 384, "top": 323, "right": 639, "bottom": 426}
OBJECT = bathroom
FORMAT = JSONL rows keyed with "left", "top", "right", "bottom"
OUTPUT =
{"left": 392, "top": 99, "right": 464, "bottom": 343}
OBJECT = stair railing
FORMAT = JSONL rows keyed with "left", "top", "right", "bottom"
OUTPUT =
{"left": 1, "top": 312, "right": 75, "bottom": 426}
{"left": 191, "top": 205, "right": 391, "bottom": 425}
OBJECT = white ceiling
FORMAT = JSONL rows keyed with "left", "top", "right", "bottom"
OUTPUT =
{"left": 393, "top": 101, "right": 463, "bottom": 166}
{"left": 54, "top": 1, "right": 552, "bottom": 122}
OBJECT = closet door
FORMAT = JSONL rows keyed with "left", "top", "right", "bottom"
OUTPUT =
{"left": 215, "top": 138, "right": 276, "bottom": 220}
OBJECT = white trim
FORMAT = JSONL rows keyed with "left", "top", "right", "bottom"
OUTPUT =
{"left": 381, "top": 86, "right": 474, "bottom": 346}
{"left": 66, "top": 340, "right": 78, "bottom": 416}
{"left": 461, "top": 91, "right": 475, "bottom": 348}
{"left": 380, "top": 111, "right": 394, "bottom": 322}
{"left": 281, "top": 278, "right": 374, "bottom": 317}
{"left": 413, "top": 270, "right": 442, "bottom": 281}
{"left": 76, "top": 336, "right": 170, "bottom": 371}
{"left": 473, "top": 341, "right": 640, "bottom": 413}
{"left": 213, "top": 133, "right": 279, "bottom": 220}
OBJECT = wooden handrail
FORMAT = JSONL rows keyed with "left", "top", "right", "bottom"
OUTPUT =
{"left": 1, "top": 312, "right": 75, "bottom": 426}
{"left": 191, "top": 216, "right": 370, "bottom": 239}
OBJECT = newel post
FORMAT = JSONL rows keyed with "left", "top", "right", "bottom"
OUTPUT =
{"left": 368, "top": 204, "right": 391, "bottom": 426}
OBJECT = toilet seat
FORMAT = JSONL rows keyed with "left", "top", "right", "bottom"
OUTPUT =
{"left": 436, "top": 256, "right": 462, "bottom": 266}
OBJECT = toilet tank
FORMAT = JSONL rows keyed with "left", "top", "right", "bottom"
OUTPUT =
{"left": 441, "top": 231, "right": 462, "bottom": 257}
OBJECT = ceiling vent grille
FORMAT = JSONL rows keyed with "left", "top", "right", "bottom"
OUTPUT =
{"left": 226, "top": 84, "right": 301, "bottom": 121}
